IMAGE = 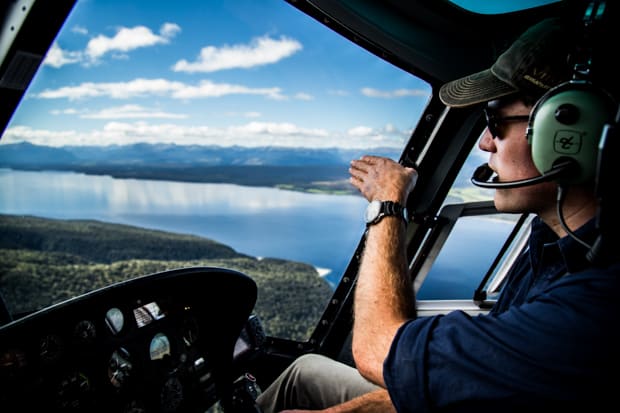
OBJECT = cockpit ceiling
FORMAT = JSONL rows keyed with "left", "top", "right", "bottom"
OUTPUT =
{"left": 289, "top": 0, "right": 570, "bottom": 84}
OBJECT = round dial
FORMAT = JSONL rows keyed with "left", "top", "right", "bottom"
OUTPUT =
{"left": 365, "top": 200, "right": 382, "bottom": 224}
{"left": 74, "top": 320, "right": 97, "bottom": 344}
{"left": 108, "top": 348, "right": 132, "bottom": 388}
{"left": 149, "top": 333, "right": 171, "bottom": 361}
{"left": 105, "top": 308, "right": 124, "bottom": 335}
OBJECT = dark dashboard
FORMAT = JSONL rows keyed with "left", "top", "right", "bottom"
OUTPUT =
{"left": 0, "top": 266, "right": 258, "bottom": 413}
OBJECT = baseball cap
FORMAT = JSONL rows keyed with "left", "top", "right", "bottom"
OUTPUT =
{"left": 439, "top": 17, "right": 575, "bottom": 108}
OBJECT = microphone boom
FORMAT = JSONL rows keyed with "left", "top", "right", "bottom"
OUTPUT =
{"left": 470, "top": 160, "right": 577, "bottom": 189}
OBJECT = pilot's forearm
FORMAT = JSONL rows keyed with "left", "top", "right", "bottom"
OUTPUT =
{"left": 348, "top": 156, "right": 418, "bottom": 386}
{"left": 352, "top": 216, "right": 414, "bottom": 386}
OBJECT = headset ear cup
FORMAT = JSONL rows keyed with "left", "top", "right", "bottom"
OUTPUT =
{"left": 527, "top": 81, "right": 616, "bottom": 185}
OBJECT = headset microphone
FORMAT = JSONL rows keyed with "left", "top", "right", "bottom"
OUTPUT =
{"left": 470, "top": 159, "right": 577, "bottom": 189}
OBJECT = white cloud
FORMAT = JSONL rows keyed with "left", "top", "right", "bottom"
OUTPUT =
{"left": 361, "top": 87, "right": 428, "bottom": 99}
{"left": 172, "top": 80, "right": 285, "bottom": 100}
{"left": 172, "top": 35, "right": 302, "bottom": 73}
{"left": 79, "top": 104, "right": 188, "bottom": 119}
{"left": 3, "top": 125, "right": 84, "bottom": 145}
{"left": 86, "top": 23, "right": 180, "bottom": 61}
{"left": 4, "top": 120, "right": 407, "bottom": 149}
{"left": 35, "top": 78, "right": 287, "bottom": 101}
{"left": 347, "top": 123, "right": 412, "bottom": 144}
{"left": 42, "top": 24, "right": 180, "bottom": 67}
{"left": 49, "top": 108, "right": 80, "bottom": 116}
{"left": 160, "top": 23, "right": 181, "bottom": 38}
{"left": 294, "top": 92, "right": 313, "bottom": 101}
{"left": 43, "top": 43, "right": 83, "bottom": 68}
{"left": 71, "top": 25, "right": 89, "bottom": 35}
{"left": 224, "top": 111, "right": 262, "bottom": 118}
{"left": 347, "top": 126, "right": 373, "bottom": 136}
{"left": 229, "top": 121, "right": 328, "bottom": 137}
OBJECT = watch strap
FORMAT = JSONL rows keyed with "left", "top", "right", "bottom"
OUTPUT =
{"left": 382, "top": 201, "right": 408, "bottom": 225}
{"left": 367, "top": 200, "right": 408, "bottom": 226}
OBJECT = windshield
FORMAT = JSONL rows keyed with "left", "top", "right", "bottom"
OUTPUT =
{"left": 0, "top": 0, "right": 430, "bottom": 341}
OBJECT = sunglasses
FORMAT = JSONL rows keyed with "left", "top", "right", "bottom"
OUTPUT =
{"left": 483, "top": 107, "right": 529, "bottom": 139}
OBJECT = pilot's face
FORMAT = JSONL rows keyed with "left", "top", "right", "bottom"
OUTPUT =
{"left": 478, "top": 98, "right": 557, "bottom": 215}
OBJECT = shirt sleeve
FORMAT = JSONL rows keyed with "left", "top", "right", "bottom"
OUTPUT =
{"left": 383, "top": 269, "right": 620, "bottom": 413}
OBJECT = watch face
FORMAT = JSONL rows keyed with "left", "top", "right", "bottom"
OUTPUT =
{"left": 365, "top": 200, "right": 382, "bottom": 223}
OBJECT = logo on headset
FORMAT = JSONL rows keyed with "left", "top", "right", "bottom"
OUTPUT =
{"left": 554, "top": 130, "right": 583, "bottom": 154}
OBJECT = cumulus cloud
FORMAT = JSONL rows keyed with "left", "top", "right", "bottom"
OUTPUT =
{"left": 172, "top": 80, "right": 285, "bottom": 100}
{"left": 71, "top": 25, "right": 88, "bottom": 35}
{"left": 35, "top": 78, "right": 286, "bottom": 100}
{"left": 160, "top": 23, "right": 181, "bottom": 38}
{"left": 4, "top": 120, "right": 408, "bottom": 149}
{"left": 293, "top": 93, "right": 313, "bottom": 101}
{"left": 3, "top": 126, "right": 84, "bottom": 145}
{"left": 49, "top": 108, "right": 80, "bottom": 115}
{"left": 347, "top": 126, "right": 374, "bottom": 136}
{"left": 86, "top": 23, "right": 180, "bottom": 61}
{"left": 42, "top": 23, "right": 181, "bottom": 67}
{"left": 172, "top": 35, "right": 302, "bottom": 73}
{"left": 361, "top": 87, "right": 428, "bottom": 99}
{"left": 77, "top": 104, "right": 188, "bottom": 119}
{"left": 224, "top": 111, "right": 262, "bottom": 118}
{"left": 347, "top": 123, "right": 411, "bottom": 145}
{"left": 43, "top": 43, "right": 83, "bottom": 68}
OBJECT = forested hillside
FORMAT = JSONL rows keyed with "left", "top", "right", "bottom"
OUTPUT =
{"left": 0, "top": 214, "right": 333, "bottom": 340}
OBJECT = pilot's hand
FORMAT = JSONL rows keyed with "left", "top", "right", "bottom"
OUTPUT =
{"left": 349, "top": 156, "right": 417, "bottom": 204}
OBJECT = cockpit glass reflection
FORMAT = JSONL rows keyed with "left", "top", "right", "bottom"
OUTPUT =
{"left": 150, "top": 333, "right": 171, "bottom": 361}
{"left": 105, "top": 307, "right": 124, "bottom": 335}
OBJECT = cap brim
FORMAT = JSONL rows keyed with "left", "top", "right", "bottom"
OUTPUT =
{"left": 439, "top": 69, "right": 517, "bottom": 108}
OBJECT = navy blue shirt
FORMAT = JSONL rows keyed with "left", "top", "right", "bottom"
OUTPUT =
{"left": 384, "top": 217, "right": 620, "bottom": 412}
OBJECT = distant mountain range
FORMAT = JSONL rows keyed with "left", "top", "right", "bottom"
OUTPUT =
{"left": 0, "top": 141, "right": 485, "bottom": 194}
{"left": 0, "top": 142, "right": 403, "bottom": 192}
{"left": 0, "top": 141, "right": 401, "bottom": 167}
{"left": 0, "top": 142, "right": 399, "bottom": 193}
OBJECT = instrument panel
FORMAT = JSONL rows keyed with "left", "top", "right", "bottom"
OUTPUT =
{"left": 0, "top": 267, "right": 257, "bottom": 413}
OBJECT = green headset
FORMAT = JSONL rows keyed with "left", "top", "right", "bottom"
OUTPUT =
{"left": 526, "top": 79, "right": 616, "bottom": 185}
{"left": 526, "top": 0, "right": 619, "bottom": 187}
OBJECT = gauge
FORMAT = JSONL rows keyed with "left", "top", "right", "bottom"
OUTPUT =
{"left": 134, "top": 301, "right": 164, "bottom": 328}
{"left": 39, "top": 333, "right": 64, "bottom": 364}
{"left": 74, "top": 320, "right": 97, "bottom": 344}
{"left": 105, "top": 307, "right": 125, "bottom": 335}
{"left": 149, "top": 333, "right": 171, "bottom": 361}
{"left": 108, "top": 347, "right": 132, "bottom": 388}
{"left": 56, "top": 370, "right": 91, "bottom": 410}
{"left": 0, "top": 348, "right": 27, "bottom": 381}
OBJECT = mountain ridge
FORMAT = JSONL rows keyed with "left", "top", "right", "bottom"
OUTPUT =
{"left": 0, "top": 142, "right": 405, "bottom": 193}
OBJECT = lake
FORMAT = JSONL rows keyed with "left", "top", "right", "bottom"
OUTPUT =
{"left": 0, "top": 169, "right": 368, "bottom": 285}
{"left": 0, "top": 169, "right": 514, "bottom": 299}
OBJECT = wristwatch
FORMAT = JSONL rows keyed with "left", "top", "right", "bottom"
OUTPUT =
{"left": 365, "top": 200, "right": 408, "bottom": 226}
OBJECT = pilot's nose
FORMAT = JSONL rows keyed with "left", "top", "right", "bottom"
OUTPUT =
{"left": 478, "top": 129, "right": 495, "bottom": 152}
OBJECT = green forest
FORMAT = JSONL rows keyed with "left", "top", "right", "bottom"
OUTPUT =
{"left": 0, "top": 214, "right": 333, "bottom": 340}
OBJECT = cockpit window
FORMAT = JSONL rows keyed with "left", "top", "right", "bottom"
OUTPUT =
{"left": 0, "top": 0, "right": 431, "bottom": 341}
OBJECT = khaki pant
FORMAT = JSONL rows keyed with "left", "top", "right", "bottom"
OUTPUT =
{"left": 256, "top": 353, "right": 381, "bottom": 413}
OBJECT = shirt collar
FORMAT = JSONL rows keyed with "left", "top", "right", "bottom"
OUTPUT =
{"left": 529, "top": 216, "right": 598, "bottom": 274}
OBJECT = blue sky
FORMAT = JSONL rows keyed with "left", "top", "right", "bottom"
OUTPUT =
{"left": 2, "top": 0, "right": 431, "bottom": 149}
